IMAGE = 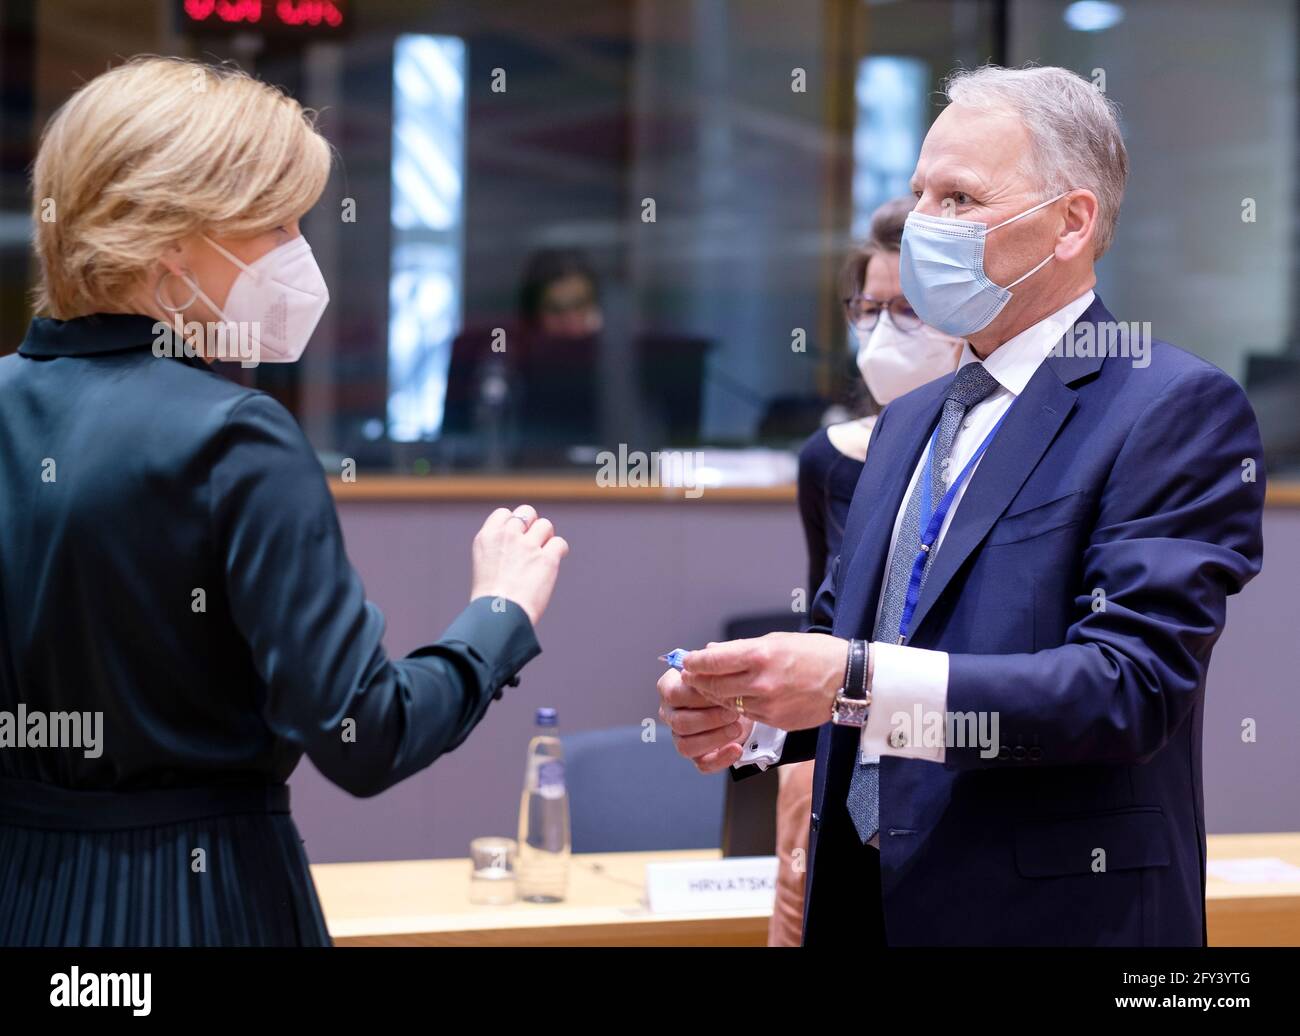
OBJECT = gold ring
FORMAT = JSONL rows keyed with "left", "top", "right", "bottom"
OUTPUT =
{"left": 735, "top": 696, "right": 745, "bottom": 715}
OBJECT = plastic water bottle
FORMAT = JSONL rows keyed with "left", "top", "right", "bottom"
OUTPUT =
{"left": 474, "top": 356, "right": 512, "bottom": 470}
{"left": 517, "top": 707, "right": 570, "bottom": 903}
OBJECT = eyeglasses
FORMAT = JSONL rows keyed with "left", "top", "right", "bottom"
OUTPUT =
{"left": 842, "top": 293, "right": 922, "bottom": 332}
{"left": 541, "top": 293, "right": 597, "bottom": 315}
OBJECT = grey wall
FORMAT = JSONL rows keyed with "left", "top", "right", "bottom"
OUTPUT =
{"left": 289, "top": 498, "right": 1300, "bottom": 863}
{"left": 290, "top": 498, "right": 807, "bottom": 862}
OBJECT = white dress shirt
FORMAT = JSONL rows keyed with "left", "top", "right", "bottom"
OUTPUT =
{"left": 737, "top": 291, "right": 1097, "bottom": 827}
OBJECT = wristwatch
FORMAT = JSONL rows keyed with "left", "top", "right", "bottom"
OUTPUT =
{"left": 831, "top": 639, "right": 872, "bottom": 727}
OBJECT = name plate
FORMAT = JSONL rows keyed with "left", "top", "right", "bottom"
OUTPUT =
{"left": 645, "top": 856, "right": 778, "bottom": 914}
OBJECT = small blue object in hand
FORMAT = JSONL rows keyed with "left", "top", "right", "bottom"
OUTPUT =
{"left": 658, "top": 648, "right": 690, "bottom": 671}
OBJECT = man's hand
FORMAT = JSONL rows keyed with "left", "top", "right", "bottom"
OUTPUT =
{"left": 658, "top": 667, "right": 754, "bottom": 773}
{"left": 682, "top": 632, "right": 848, "bottom": 731}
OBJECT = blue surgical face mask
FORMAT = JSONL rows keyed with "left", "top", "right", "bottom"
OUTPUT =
{"left": 899, "top": 192, "right": 1070, "bottom": 337}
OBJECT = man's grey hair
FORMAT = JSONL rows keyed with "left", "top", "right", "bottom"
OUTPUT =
{"left": 944, "top": 64, "right": 1128, "bottom": 258}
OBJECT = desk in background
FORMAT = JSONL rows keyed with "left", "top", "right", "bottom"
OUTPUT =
{"left": 314, "top": 849, "right": 767, "bottom": 947}
{"left": 312, "top": 833, "right": 1300, "bottom": 947}
{"left": 1205, "top": 833, "right": 1300, "bottom": 946}
{"left": 327, "top": 475, "right": 1300, "bottom": 507}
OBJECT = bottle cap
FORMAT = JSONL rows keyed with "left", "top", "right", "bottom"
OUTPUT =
{"left": 535, "top": 707, "right": 558, "bottom": 727}
{"left": 659, "top": 648, "right": 689, "bottom": 670}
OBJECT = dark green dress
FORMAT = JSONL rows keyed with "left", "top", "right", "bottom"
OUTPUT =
{"left": 0, "top": 314, "right": 540, "bottom": 946}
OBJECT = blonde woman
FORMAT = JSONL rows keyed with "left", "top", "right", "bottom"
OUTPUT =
{"left": 0, "top": 58, "right": 567, "bottom": 946}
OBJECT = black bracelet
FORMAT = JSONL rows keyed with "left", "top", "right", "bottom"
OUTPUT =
{"left": 845, "top": 639, "right": 867, "bottom": 701}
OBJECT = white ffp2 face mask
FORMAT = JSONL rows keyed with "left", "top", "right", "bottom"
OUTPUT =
{"left": 855, "top": 311, "right": 964, "bottom": 405}
{"left": 191, "top": 234, "right": 329, "bottom": 363}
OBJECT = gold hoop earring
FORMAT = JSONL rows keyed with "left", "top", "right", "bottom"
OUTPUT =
{"left": 155, "top": 270, "right": 200, "bottom": 314}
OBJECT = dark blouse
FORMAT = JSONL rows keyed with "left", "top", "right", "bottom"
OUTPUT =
{"left": 797, "top": 426, "right": 868, "bottom": 606}
{"left": 0, "top": 313, "right": 540, "bottom": 945}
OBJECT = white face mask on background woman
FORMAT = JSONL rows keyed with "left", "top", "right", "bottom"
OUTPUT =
{"left": 160, "top": 235, "right": 330, "bottom": 363}
{"left": 855, "top": 310, "right": 965, "bottom": 405}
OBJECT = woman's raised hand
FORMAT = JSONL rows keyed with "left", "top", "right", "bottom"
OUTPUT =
{"left": 469, "top": 505, "right": 569, "bottom": 627}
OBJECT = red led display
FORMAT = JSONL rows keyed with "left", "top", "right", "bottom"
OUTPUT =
{"left": 181, "top": 1, "right": 345, "bottom": 30}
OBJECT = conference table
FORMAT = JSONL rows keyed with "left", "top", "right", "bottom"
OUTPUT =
{"left": 311, "top": 832, "right": 1300, "bottom": 947}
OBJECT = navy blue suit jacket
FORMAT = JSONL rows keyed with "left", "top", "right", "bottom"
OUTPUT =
{"left": 759, "top": 296, "right": 1265, "bottom": 946}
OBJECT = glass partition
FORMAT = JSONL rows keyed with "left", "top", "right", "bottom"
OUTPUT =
{"left": 1, "top": 0, "right": 1295, "bottom": 480}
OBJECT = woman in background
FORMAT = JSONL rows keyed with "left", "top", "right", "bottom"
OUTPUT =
{"left": 0, "top": 58, "right": 567, "bottom": 946}
{"left": 517, "top": 248, "right": 604, "bottom": 339}
{"left": 768, "top": 197, "right": 964, "bottom": 946}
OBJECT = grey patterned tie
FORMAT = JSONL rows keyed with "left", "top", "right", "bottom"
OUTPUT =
{"left": 846, "top": 362, "right": 1000, "bottom": 843}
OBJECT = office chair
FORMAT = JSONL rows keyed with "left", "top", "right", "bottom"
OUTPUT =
{"left": 560, "top": 724, "right": 727, "bottom": 853}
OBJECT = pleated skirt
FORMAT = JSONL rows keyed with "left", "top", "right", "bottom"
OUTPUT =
{"left": 0, "top": 778, "right": 331, "bottom": 947}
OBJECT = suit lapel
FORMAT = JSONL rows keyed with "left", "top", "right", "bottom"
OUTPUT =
{"left": 834, "top": 388, "right": 946, "bottom": 640}
{"left": 902, "top": 367, "right": 1076, "bottom": 641}
{"left": 902, "top": 296, "right": 1115, "bottom": 641}
{"left": 830, "top": 346, "right": 1082, "bottom": 646}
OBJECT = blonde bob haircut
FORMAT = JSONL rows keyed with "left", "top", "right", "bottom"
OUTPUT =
{"left": 31, "top": 56, "right": 331, "bottom": 319}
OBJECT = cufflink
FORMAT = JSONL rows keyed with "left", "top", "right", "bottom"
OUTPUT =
{"left": 493, "top": 674, "right": 522, "bottom": 700}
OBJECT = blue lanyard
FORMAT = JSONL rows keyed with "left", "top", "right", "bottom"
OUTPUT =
{"left": 894, "top": 401, "right": 1015, "bottom": 644}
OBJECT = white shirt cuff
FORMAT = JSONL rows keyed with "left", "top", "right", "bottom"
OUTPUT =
{"left": 859, "top": 641, "right": 949, "bottom": 764}
{"left": 735, "top": 722, "right": 786, "bottom": 771}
